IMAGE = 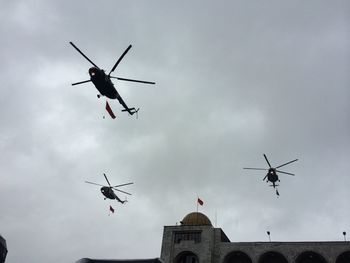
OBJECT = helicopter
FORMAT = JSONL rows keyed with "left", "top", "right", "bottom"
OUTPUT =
{"left": 85, "top": 173, "right": 133, "bottom": 204}
{"left": 69, "top": 41, "right": 155, "bottom": 116}
{"left": 244, "top": 154, "right": 298, "bottom": 196}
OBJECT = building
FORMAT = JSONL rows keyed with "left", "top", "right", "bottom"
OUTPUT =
{"left": 77, "top": 212, "right": 350, "bottom": 263}
{"left": 0, "top": 235, "right": 7, "bottom": 263}
{"left": 160, "top": 212, "right": 350, "bottom": 263}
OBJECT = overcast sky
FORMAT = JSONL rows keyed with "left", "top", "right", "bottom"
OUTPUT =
{"left": 1, "top": 1, "right": 349, "bottom": 262}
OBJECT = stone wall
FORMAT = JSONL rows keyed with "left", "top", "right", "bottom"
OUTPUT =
{"left": 160, "top": 225, "right": 350, "bottom": 263}
{"left": 218, "top": 241, "right": 350, "bottom": 263}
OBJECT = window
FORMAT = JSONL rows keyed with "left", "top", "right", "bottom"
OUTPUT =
{"left": 174, "top": 231, "right": 201, "bottom": 244}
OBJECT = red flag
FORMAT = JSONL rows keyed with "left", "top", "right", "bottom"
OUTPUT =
{"left": 105, "top": 101, "right": 116, "bottom": 119}
{"left": 197, "top": 198, "right": 204, "bottom": 206}
{"left": 109, "top": 205, "right": 115, "bottom": 213}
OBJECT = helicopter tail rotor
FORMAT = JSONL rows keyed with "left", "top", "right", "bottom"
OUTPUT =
{"left": 122, "top": 107, "right": 140, "bottom": 116}
{"left": 121, "top": 198, "right": 128, "bottom": 204}
{"left": 134, "top": 108, "right": 139, "bottom": 119}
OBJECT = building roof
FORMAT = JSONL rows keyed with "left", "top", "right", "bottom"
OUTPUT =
{"left": 180, "top": 212, "right": 212, "bottom": 226}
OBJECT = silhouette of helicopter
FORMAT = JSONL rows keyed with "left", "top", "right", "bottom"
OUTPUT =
{"left": 70, "top": 42, "right": 155, "bottom": 116}
{"left": 244, "top": 154, "right": 298, "bottom": 196}
{"left": 85, "top": 173, "right": 133, "bottom": 204}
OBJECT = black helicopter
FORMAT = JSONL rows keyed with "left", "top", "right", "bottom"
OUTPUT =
{"left": 70, "top": 42, "right": 155, "bottom": 116}
{"left": 244, "top": 154, "right": 298, "bottom": 196}
{"left": 85, "top": 173, "right": 133, "bottom": 204}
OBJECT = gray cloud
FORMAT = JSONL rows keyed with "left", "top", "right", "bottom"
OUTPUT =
{"left": 1, "top": 1, "right": 349, "bottom": 262}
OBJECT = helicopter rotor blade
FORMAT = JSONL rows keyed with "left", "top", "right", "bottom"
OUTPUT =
{"left": 113, "top": 182, "right": 134, "bottom": 188}
{"left": 110, "top": 76, "right": 155, "bottom": 85}
{"left": 69, "top": 42, "right": 100, "bottom": 69}
{"left": 243, "top": 168, "right": 269, "bottom": 171}
{"left": 263, "top": 175, "right": 268, "bottom": 181}
{"left": 108, "top": 44, "right": 132, "bottom": 76}
{"left": 275, "top": 159, "right": 298, "bottom": 169}
{"left": 103, "top": 173, "right": 112, "bottom": 187}
{"left": 263, "top": 154, "right": 272, "bottom": 168}
{"left": 72, "top": 80, "right": 92, "bottom": 86}
{"left": 276, "top": 170, "right": 295, "bottom": 176}
{"left": 85, "top": 181, "right": 105, "bottom": 187}
{"left": 113, "top": 188, "right": 132, "bottom": 196}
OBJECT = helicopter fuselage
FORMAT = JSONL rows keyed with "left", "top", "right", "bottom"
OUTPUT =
{"left": 100, "top": 186, "right": 116, "bottom": 199}
{"left": 89, "top": 67, "right": 119, "bottom": 99}
{"left": 266, "top": 168, "right": 279, "bottom": 185}
{"left": 100, "top": 186, "right": 125, "bottom": 203}
{"left": 89, "top": 67, "right": 134, "bottom": 114}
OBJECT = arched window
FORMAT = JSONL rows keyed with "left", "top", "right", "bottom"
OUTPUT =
{"left": 175, "top": 251, "right": 199, "bottom": 263}
{"left": 336, "top": 251, "right": 350, "bottom": 263}
{"left": 259, "top": 251, "right": 288, "bottom": 263}
{"left": 224, "top": 251, "right": 252, "bottom": 263}
{"left": 296, "top": 251, "right": 327, "bottom": 263}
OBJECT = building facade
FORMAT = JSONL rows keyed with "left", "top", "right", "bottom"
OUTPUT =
{"left": 160, "top": 212, "right": 350, "bottom": 263}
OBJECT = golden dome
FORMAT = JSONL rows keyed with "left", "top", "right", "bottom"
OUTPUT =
{"left": 181, "top": 212, "right": 212, "bottom": 226}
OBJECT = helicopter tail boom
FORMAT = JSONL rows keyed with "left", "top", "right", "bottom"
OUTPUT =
{"left": 122, "top": 107, "right": 139, "bottom": 116}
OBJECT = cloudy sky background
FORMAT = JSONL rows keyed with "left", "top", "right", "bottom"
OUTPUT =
{"left": 1, "top": 1, "right": 349, "bottom": 262}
